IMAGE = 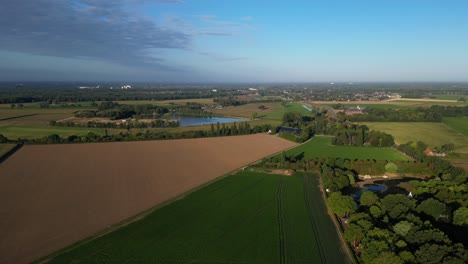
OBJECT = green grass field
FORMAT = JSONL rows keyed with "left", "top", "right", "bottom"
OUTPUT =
{"left": 263, "top": 102, "right": 313, "bottom": 120}
{"left": 211, "top": 102, "right": 311, "bottom": 121}
{"left": 363, "top": 122, "right": 468, "bottom": 153}
{"left": 443, "top": 117, "right": 468, "bottom": 137}
{"left": 41, "top": 171, "right": 348, "bottom": 264}
{"left": 287, "top": 136, "right": 409, "bottom": 161}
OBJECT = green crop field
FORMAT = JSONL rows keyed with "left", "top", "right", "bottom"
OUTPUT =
{"left": 0, "top": 126, "right": 110, "bottom": 139}
{"left": 363, "top": 122, "right": 468, "bottom": 153}
{"left": 41, "top": 171, "right": 348, "bottom": 264}
{"left": 211, "top": 102, "right": 311, "bottom": 121}
{"left": 443, "top": 117, "right": 468, "bottom": 137}
{"left": 211, "top": 102, "right": 283, "bottom": 118}
{"left": 287, "top": 136, "right": 409, "bottom": 161}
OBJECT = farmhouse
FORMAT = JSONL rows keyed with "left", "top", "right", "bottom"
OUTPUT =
{"left": 424, "top": 148, "right": 446, "bottom": 157}
{"left": 344, "top": 105, "right": 364, "bottom": 115}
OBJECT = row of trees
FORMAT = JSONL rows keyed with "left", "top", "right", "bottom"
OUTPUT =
{"left": 281, "top": 110, "right": 395, "bottom": 146}
{"left": 348, "top": 106, "right": 468, "bottom": 122}
{"left": 75, "top": 101, "right": 218, "bottom": 121}
{"left": 50, "top": 119, "right": 180, "bottom": 129}
{"left": 76, "top": 102, "right": 172, "bottom": 120}
{"left": 1, "top": 122, "right": 272, "bottom": 145}
{"left": 0, "top": 86, "right": 240, "bottom": 104}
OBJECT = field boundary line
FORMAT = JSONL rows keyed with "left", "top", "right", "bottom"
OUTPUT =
{"left": 277, "top": 176, "right": 286, "bottom": 264}
{"left": 441, "top": 121, "right": 468, "bottom": 139}
{"left": 0, "top": 144, "right": 22, "bottom": 164}
{"left": 303, "top": 173, "right": 327, "bottom": 264}
{"left": 0, "top": 113, "right": 37, "bottom": 121}
{"left": 316, "top": 175, "right": 357, "bottom": 264}
{"left": 33, "top": 141, "right": 296, "bottom": 264}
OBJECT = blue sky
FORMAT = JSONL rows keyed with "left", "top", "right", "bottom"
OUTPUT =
{"left": 0, "top": 0, "right": 467, "bottom": 82}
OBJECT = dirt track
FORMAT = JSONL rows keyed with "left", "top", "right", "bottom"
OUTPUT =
{"left": 0, "top": 134, "right": 296, "bottom": 264}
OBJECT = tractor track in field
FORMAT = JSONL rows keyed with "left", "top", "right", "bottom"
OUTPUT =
{"left": 277, "top": 176, "right": 286, "bottom": 264}
{"left": 303, "top": 173, "right": 327, "bottom": 264}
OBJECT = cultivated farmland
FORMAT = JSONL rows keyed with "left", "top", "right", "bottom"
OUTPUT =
{"left": 287, "top": 136, "right": 409, "bottom": 161}
{"left": 45, "top": 171, "right": 349, "bottom": 264}
{"left": 0, "top": 134, "right": 296, "bottom": 264}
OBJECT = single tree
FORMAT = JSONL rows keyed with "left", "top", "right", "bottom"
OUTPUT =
{"left": 385, "top": 162, "right": 398, "bottom": 173}
{"left": 453, "top": 207, "right": 468, "bottom": 226}
{"left": 393, "top": 220, "right": 414, "bottom": 237}
{"left": 381, "top": 194, "right": 415, "bottom": 219}
{"left": 327, "top": 192, "right": 357, "bottom": 217}
{"left": 360, "top": 191, "right": 379, "bottom": 207}
{"left": 251, "top": 112, "right": 258, "bottom": 120}
{"left": 416, "top": 198, "right": 449, "bottom": 221}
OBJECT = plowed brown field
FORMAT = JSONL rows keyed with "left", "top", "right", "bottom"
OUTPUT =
{"left": 0, "top": 134, "right": 296, "bottom": 264}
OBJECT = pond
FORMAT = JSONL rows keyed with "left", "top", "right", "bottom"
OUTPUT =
{"left": 364, "top": 184, "right": 388, "bottom": 192}
{"left": 172, "top": 115, "right": 247, "bottom": 127}
{"left": 352, "top": 184, "right": 388, "bottom": 200}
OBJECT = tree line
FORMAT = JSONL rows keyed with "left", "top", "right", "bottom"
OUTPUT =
{"left": 0, "top": 122, "right": 272, "bottom": 145}
{"left": 281, "top": 110, "right": 395, "bottom": 146}
{"left": 347, "top": 106, "right": 468, "bottom": 122}
{"left": 50, "top": 119, "right": 179, "bottom": 129}
{"left": 0, "top": 86, "right": 240, "bottom": 104}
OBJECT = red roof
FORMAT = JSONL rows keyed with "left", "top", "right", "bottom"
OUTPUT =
{"left": 424, "top": 149, "right": 433, "bottom": 155}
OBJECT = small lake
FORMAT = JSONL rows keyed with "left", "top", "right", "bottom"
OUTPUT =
{"left": 352, "top": 184, "right": 388, "bottom": 200}
{"left": 364, "top": 184, "right": 388, "bottom": 192}
{"left": 172, "top": 116, "right": 246, "bottom": 127}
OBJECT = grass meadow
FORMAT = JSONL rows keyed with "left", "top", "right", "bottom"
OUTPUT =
{"left": 41, "top": 171, "right": 347, "bottom": 264}
{"left": 286, "top": 136, "right": 409, "bottom": 161}
{"left": 211, "top": 102, "right": 312, "bottom": 121}
{"left": 443, "top": 117, "right": 468, "bottom": 137}
{"left": 263, "top": 102, "right": 313, "bottom": 120}
{"left": 211, "top": 102, "right": 283, "bottom": 118}
{"left": 0, "top": 103, "right": 99, "bottom": 139}
{"left": 363, "top": 122, "right": 468, "bottom": 153}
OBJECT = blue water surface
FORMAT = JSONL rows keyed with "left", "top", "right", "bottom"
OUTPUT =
{"left": 172, "top": 115, "right": 246, "bottom": 127}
